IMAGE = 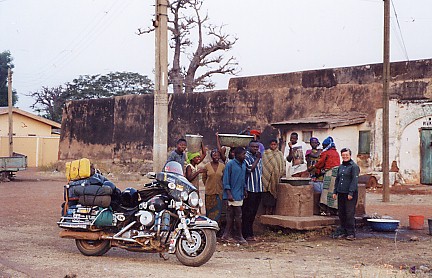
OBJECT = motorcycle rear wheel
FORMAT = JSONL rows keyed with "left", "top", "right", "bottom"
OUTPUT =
{"left": 75, "top": 239, "right": 111, "bottom": 256}
{"left": 175, "top": 229, "right": 216, "bottom": 267}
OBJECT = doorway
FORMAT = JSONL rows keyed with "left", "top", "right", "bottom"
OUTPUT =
{"left": 420, "top": 128, "right": 432, "bottom": 184}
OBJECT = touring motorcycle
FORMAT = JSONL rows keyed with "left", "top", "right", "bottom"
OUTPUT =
{"left": 57, "top": 161, "right": 218, "bottom": 267}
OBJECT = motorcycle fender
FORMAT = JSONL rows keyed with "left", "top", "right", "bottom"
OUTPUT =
{"left": 188, "top": 215, "right": 219, "bottom": 231}
{"left": 167, "top": 216, "right": 218, "bottom": 254}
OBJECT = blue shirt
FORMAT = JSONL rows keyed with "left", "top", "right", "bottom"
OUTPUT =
{"left": 223, "top": 158, "right": 247, "bottom": 201}
{"left": 245, "top": 151, "right": 263, "bottom": 192}
{"left": 166, "top": 150, "right": 186, "bottom": 169}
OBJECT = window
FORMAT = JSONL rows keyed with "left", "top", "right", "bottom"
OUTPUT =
{"left": 358, "top": 131, "right": 371, "bottom": 154}
{"left": 302, "top": 131, "right": 312, "bottom": 143}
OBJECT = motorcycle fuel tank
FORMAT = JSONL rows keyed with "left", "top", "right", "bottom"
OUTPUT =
{"left": 143, "top": 195, "right": 169, "bottom": 212}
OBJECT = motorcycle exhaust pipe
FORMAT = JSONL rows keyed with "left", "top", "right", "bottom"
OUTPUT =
{"left": 59, "top": 230, "right": 104, "bottom": 240}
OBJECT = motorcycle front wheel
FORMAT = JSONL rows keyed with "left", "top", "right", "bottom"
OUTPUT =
{"left": 175, "top": 229, "right": 217, "bottom": 267}
{"left": 75, "top": 239, "right": 111, "bottom": 256}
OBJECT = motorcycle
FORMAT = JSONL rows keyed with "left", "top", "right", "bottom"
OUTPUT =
{"left": 57, "top": 161, "right": 219, "bottom": 267}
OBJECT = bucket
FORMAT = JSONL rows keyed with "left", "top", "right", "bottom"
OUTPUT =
{"left": 408, "top": 215, "right": 424, "bottom": 230}
{"left": 428, "top": 219, "right": 432, "bottom": 235}
{"left": 185, "top": 134, "right": 203, "bottom": 152}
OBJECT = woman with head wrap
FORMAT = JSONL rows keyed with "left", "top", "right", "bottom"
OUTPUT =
{"left": 305, "top": 137, "right": 323, "bottom": 192}
{"left": 185, "top": 151, "right": 206, "bottom": 189}
{"left": 314, "top": 136, "right": 341, "bottom": 215}
{"left": 202, "top": 149, "right": 226, "bottom": 228}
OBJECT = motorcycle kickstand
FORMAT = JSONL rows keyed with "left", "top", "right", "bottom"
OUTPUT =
{"left": 159, "top": 253, "right": 169, "bottom": 260}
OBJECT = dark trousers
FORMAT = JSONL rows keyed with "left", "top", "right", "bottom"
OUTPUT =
{"left": 337, "top": 191, "right": 358, "bottom": 236}
{"left": 242, "top": 191, "right": 262, "bottom": 238}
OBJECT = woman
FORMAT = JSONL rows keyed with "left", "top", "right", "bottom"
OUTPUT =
{"left": 315, "top": 136, "right": 340, "bottom": 215}
{"left": 185, "top": 152, "right": 206, "bottom": 189}
{"left": 332, "top": 148, "right": 360, "bottom": 241}
{"left": 305, "top": 137, "right": 322, "bottom": 192}
{"left": 202, "top": 149, "right": 225, "bottom": 223}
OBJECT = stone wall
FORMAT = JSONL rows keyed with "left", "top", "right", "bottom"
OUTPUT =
{"left": 59, "top": 59, "right": 432, "bottom": 164}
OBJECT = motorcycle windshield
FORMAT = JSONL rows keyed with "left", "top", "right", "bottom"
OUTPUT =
{"left": 157, "top": 161, "right": 197, "bottom": 202}
{"left": 163, "top": 161, "right": 184, "bottom": 176}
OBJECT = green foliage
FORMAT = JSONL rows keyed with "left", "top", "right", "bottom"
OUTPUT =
{"left": 66, "top": 72, "right": 154, "bottom": 100}
{"left": 29, "top": 71, "right": 154, "bottom": 123}
{"left": 0, "top": 50, "right": 18, "bottom": 106}
{"left": 29, "top": 86, "right": 68, "bottom": 123}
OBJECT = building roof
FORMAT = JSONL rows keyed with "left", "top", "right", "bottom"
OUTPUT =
{"left": 0, "top": 107, "right": 61, "bottom": 129}
{"left": 271, "top": 112, "right": 367, "bottom": 129}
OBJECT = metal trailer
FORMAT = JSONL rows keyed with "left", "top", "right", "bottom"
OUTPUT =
{"left": 0, "top": 154, "right": 27, "bottom": 180}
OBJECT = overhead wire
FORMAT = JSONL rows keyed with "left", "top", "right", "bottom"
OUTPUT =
{"left": 390, "top": 0, "right": 409, "bottom": 61}
{"left": 19, "top": 0, "right": 132, "bottom": 90}
{"left": 19, "top": 0, "right": 122, "bottom": 82}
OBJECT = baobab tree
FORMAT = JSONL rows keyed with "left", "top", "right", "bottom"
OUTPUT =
{"left": 139, "top": 0, "right": 239, "bottom": 94}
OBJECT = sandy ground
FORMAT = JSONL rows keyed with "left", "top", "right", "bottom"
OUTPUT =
{"left": 0, "top": 169, "right": 432, "bottom": 278}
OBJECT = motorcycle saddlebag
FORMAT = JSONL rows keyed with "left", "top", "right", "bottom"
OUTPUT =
{"left": 74, "top": 185, "right": 113, "bottom": 208}
{"left": 93, "top": 208, "right": 115, "bottom": 226}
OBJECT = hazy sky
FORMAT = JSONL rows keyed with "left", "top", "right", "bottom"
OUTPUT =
{"left": 1, "top": 0, "right": 431, "bottom": 112}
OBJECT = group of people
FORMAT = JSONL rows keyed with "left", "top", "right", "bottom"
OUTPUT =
{"left": 284, "top": 132, "right": 360, "bottom": 240}
{"left": 166, "top": 131, "right": 285, "bottom": 245}
{"left": 166, "top": 130, "right": 360, "bottom": 243}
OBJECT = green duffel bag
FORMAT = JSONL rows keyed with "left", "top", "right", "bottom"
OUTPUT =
{"left": 93, "top": 208, "right": 114, "bottom": 227}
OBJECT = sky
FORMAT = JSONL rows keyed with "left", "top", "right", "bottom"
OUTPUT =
{"left": 1, "top": 0, "right": 432, "bottom": 113}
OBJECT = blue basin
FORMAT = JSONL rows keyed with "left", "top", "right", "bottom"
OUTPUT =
{"left": 367, "top": 219, "right": 400, "bottom": 232}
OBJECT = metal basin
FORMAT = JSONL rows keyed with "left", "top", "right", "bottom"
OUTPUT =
{"left": 218, "top": 134, "right": 254, "bottom": 147}
{"left": 367, "top": 219, "right": 400, "bottom": 232}
{"left": 185, "top": 134, "right": 203, "bottom": 152}
{"left": 280, "top": 177, "right": 311, "bottom": 186}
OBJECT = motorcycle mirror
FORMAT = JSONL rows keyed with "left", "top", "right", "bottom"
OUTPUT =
{"left": 146, "top": 172, "right": 156, "bottom": 179}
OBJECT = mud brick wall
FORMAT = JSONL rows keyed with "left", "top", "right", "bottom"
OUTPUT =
{"left": 59, "top": 59, "right": 432, "bottom": 162}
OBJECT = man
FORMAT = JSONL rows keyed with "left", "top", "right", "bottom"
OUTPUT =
{"left": 222, "top": 147, "right": 248, "bottom": 245}
{"left": 166, "top": 138, "right": 187, "bottom": 170}
{"left": 250, "top": 129, "right": 265, "bottom": 154}
{"left": 284, "top": 132, "right": 309, "bottom": 177}
{"left": 166, "top": 138, "right": 206, "bottom": 172}
{"left": 242, "top": 140, "right": 263, "bottom": 241}
{"left": 262, "top": 139, "right": 285, "bottom": 214}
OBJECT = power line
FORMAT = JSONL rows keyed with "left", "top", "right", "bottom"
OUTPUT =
{"left": 391, "top": 0, "right": 409, "bottom": 61}
{"left": 19, "top": 0, "right": 131, "bottom": 89}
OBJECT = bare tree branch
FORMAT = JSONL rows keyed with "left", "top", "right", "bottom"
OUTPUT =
{"left": 139, "top": 0, "right": 240, "bottom": 93}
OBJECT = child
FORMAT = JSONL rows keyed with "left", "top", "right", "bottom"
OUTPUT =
{"left": 221, "top": 147, "right": 248, "bottom": 245}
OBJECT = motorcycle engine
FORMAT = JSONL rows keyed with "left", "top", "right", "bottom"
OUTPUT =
{"left": 136, "top": 210, "right": 154, "bottom": 227}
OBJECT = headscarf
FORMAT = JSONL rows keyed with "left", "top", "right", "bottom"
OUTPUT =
{"left": 322, "top": 136, "right": 336, "bottom": 151}
{"left": 250, "top": 129, "right": 261, "bottom": 136}
{"left": 186, "top": 152, "right": 200, "bottom": 164}
{"left": 309, "top": 137, "right": 320, "bottom": 145}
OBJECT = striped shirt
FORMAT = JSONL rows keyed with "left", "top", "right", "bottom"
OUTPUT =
{"left": 245, "top": 151, "right": 263, "bottom": 192}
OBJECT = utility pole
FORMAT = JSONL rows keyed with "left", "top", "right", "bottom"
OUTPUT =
{"left": 153, "top": 0, "right": 169, "bottom": 172}
{"left": 382, "top": 0, "right": 390, "bottom": 202}
{"left": 8, "top": 68, "right": 13, "bottom": 157}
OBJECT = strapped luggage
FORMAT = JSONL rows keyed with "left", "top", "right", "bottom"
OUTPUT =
{"left": 74, "top": 184, "right": 113, "bottom": 208}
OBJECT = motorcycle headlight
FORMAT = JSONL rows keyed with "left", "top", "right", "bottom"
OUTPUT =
{"left": 181, "top": 191, "right": 189, "bottom": 201}
{"left": 188, "top": 191, "right": 199, "bottom": 207}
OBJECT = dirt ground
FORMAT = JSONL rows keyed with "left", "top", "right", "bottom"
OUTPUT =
{"left": 1, "top": 169, "right": 432, "bottom": 278}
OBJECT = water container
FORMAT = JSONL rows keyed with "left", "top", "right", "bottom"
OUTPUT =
{"left": 408, "top": 215, "right": 424, "bottom": 230}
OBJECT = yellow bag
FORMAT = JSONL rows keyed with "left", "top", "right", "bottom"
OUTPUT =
{"left": 65, "top": 158, "right": 91, "bottom": 181}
